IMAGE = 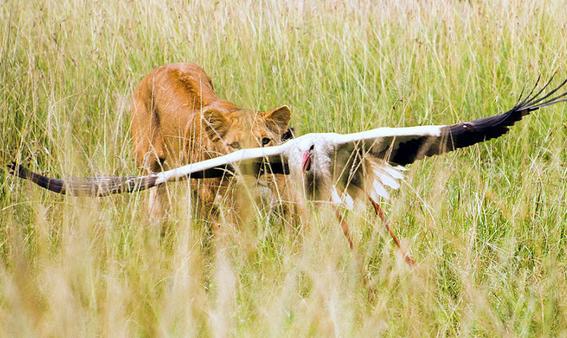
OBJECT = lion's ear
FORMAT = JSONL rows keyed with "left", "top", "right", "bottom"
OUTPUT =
{"left": 263, "top": 105, "right": 291, "bottom": 133}
{"left": 203, "top": 108, "right": 230, "bottom": 141}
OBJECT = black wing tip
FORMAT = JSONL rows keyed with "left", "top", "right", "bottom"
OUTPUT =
{"left": 6, "top": 161, "right": 66, "bottom": 194}
{"left": 389, "top": 74, "right": 567, "bottom": 167}
{"left": 7, "top": 161, "right": 29, "bottom": 179}
{"left": 6, "top": 161, "right": 17, "bottom": 174}
{"left": 6, "top": 161, "right": 161, "bottom": 196}
{"left": 513, "top": 75, "right": 567, "bottom": 114}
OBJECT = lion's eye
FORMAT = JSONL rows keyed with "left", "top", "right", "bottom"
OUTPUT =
{"left": 261, "top": 137, "right": 271, "bottom": 146}
{"left": 229, "top": 142, "right": 241, "bottom": 149}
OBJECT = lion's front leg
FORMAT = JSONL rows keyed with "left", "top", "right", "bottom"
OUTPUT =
{"left": 148, "top": 185, "right": 169, "bottom": 226}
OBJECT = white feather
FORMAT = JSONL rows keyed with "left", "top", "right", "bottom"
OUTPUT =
{"left": 343, "top": 193, "right": 354, "bottom": 210}
{"left": 382, "top": 165, "right": 404, "bottom": 179}
{"left": 330, "top": 186, "right": 342, "bottom": 205}
{"left": 330, "top": 186, "right": 354, "bottom": 210}
{"left": 373, "top": 168, "right": 400, "bottom": 189}
{"left": 335, "top": 125, "right": 444, "bottom": 144}
{"left": 372, "top": 180, "right": 390, "bottom": 199}
{"left": 369, "top": 189, "right": 379, "bottom": 203}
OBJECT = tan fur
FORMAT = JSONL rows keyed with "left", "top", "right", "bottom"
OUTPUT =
{"left": 131, "top": 63, "right": 291, "bottom": 222}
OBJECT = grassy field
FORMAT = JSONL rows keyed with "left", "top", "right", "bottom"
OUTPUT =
{"left": 1, "top": 0, "right": 566, "bottom": 336}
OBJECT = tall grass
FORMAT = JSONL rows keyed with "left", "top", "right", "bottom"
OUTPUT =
{"left": 1, "top": 0, "right": 566, "bottom": 336}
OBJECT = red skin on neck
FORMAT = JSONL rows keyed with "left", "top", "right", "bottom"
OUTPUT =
{"left": 302, "top": 151, "right": 312, "bottom": 171}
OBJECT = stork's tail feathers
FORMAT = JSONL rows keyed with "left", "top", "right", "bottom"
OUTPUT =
{"left": 7, "top": 162, "right": 159, "bottom": 196}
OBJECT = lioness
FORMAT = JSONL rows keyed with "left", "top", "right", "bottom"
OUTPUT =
{"left": 131, "top": 63, "right": 292, "bottom": 222}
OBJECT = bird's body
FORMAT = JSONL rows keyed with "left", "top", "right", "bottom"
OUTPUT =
{"left": 149, "top": 130, "right": 408, "bottom": 205}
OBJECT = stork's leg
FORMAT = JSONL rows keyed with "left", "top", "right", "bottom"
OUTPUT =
{"left": 334, "top": 209, "right": 354, "bottom": 249}
{"left": 368, "top": 198, "right": 415, "bottom": 265}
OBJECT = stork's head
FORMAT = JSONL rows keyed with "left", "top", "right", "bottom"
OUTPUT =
{"left": 289, "top": 134, "right": 336, "bottom": 175}
{"left": 285, "top": 134, "right": 336, "bottom": 200}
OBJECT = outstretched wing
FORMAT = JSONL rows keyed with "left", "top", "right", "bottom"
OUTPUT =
{"left": 154, "top": 144, "right": 290, "bottom": 184}
{"left": 7, "top": 144, "right": 290, "bottom": 197}
{"left": 7, "top": 161, "right": 235, "bottom": 196}
{"left": 335, "top": 76, "right": 567, "bottom": 166}
{"left": 328, "top": 76, "right": 567, "bottom": 205}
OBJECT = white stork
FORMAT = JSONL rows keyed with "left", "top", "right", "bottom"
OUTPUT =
{"left": 8, "top": 76, "right": 567, "bottom": 263}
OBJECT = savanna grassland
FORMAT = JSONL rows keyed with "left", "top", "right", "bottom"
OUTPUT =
{"left": 1, "top": 0, "right": 566, "bottom": 336}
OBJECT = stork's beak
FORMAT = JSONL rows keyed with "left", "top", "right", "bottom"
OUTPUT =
{"left": 301, "top": 145, "right": 314, "bottom": 172}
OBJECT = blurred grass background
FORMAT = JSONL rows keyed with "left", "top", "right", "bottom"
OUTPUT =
{"left": 1, "top": 0, "right": 566, "bottom": 336}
